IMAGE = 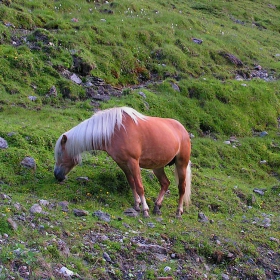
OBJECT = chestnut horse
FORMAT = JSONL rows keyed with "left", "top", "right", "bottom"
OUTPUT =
{"left": 54, "top": 107, "right": 191, "bottom": 217}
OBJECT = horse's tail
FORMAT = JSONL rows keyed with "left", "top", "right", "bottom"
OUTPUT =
{"left": 175, "top": 161, "right": 192, "bottom": 207}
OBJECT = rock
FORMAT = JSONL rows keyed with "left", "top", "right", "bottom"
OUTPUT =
{"left": 269, "top": 237, "right": 279, "bottom": 243}
{"left": 219, "top": 52, "right": 243, "bottom": 66}
{"left": 58, "top": 201, "right": 69, "bottom": 212}
{"left": 136, "top": 243, "right": 167, "bottom": 255}
{"left": 0, "top": 137, "right": 8, "bottom": 149}
{"left": 147, "top": 222, "right": 155, "bottom": 228}
{"left": 103, "top": 252, "right": 112, "bottom": 263}
{"left": 48, "top": 85, "right": 57, "bottom": 97}
{"left": 138, "top": 91, "right": 146, "bottom": 98}
{"left": 261, "top": 217, "right": 271, "bottom": 228}
{"left": 7, "top": 218, "right": 18, "bottom": 230}
{"left": 59, "top": 266, "right": 74, "bottom": 277}
{"left": 93, "top": 210, "right": 111, "bottom": 222}
{"left": 0, "top": 193, "right": 11, "bottom": 200}
{"left": 28, "top": 96, "right": 37, "bottom": 101}
{"left": 20, "top": 157, "right": 36, "bottom": 169}
{"left": 124, "top": 208, "right": 139, "bottom": 217}
{"left": 171, "top": 83, "right": 180, "bottom": 92}
{"left": 39, "top": 199, "right": 49, "bottom": 206}
{"left": 13, "top": 202, "right": 22, "bottom": 211}
{"left": 73, "top": 209, "right": 89, "bottom": 217}
{"left": 164, "top": 266, "right": 171, "bottom": 272}
{"left": 253, "top": 188, "right": 266, "bottom": 196}
{"left": 198, "top": 212, "right": 209, "bottom": 223}
{"left": 192, "top": 38, "right": 203, "bottom": 44}
{"left": 70, "top": 73, "right": 82, "bottom": 84}
{"left": 259, "top": 131, "right": 268, "bottom": 137}
{"left": 30, "top": 204, "right": 42, "bottom": 214}
{"left": 221, "top": 274, "right": 230, "bottom": 280}
{"left": 76, "top": 176, "right": 89, "bottom": 182}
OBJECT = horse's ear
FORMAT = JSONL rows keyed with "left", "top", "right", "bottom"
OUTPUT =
{"left": 61, "top": 135, "right": 67, "bottom": 145}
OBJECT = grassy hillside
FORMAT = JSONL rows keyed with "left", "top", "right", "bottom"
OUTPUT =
{"left": 0, "top": 0, "right": 280, "bottom": 279}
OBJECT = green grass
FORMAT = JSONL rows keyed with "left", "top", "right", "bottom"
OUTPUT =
{"left": 1, "top": 0, "right": 280, "bottom": 279}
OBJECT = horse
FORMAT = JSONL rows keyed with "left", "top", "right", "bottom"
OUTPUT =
{"left": 54, "top": 106, "right": 191, "bottom": 217}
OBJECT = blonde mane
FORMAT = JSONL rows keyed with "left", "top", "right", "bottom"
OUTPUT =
{"left": 55, "top": 107, "right": 146, "bottom": 159}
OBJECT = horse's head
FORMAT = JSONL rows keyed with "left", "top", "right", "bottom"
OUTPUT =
{"left": 54, "top": 134, "right": 81, "bottom": 181}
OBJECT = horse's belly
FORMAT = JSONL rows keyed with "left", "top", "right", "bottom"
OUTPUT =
{"left": 139, "top": 146, "right": 178, "bottom": 169}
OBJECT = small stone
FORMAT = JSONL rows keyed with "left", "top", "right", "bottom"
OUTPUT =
{"left": 58, "top": 201, "right": 69, "bottom": 212}
{"left": 0, "top": 137, "right": 8, "bottom": 149}
{"left": 73, "top": 209, "right": 89, "bottom": 217}
{"left": 124, "top": 208, "right": 139, "bottom": 217}
{"left": 59, "top": 266, "right": 74, "bottom": 277}
{"left": 198, "top": 212, "right": 209, "bottom": 223}
{"left": 30, "top": 204, "right": 42, "bottom": 214}
{"left": 76, "top": 176, "right": 89, "bottom": 182}
{"left": 138, "top": 91, "right": 146, "bottom": 98}
{"left": 28, "top": 96, "right": 37, "bottom": 101}
{"left": 253, "top": 188, "right": 266, "bottom": 196}
{"left": 171, "top": 83, "right": 180, "bottom": 92}
{"left": 192, "top": 38, "right": 203, "bottom": 44}
{"left": 21, "top": 157, "right": 36, "bottom": 169}
{"left": 261, "top": 217, "right": 271, "bottom": 228}
{"left": 103, "top": 252, "right": 112, "bottom": 263}
{"left": 0, "top": 193, "right": 11, "bottom": 200}
{"left": 93, "top": 210, "right": 111, "bottom": 222}
{"left": 269, "top": 237, "right": 279, "bottom": 243}
{"left": 70, "top": 73, "right": 82, "bottom": 84}
{"left": 221, "top": 274, "right": 230, "bottom": 280}
{"left": 147, "top": 222, "right": 155, "bottom": 228}
{"left": 7, "top": 218, "right": 18, "bottom": 230}
{"left": 259, "top": 131, "right": 268, "bottom": 137}
{"left": 224, "top": 140, "right": 231, "bottom": 145}
{"left": 13, "top": 202, "right": 22, "bottom": 210}
{"left": 164, "top": 266, "right": 171, "bottom": 272}
{"left": 39, "top": 200, "right": 49, "bottom": 206}
{"left": 48, "top": 85, "right": 57, "bottom": 97}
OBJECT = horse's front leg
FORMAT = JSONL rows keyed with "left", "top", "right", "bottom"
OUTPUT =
{"left": 126, "top": 176, "right": 141, "bottom": 212}
{"left": 121, "top": 162, "right": 150, "bottom": 217}
{"left": 153, "top": 168, "right": 170, "bottom": 215}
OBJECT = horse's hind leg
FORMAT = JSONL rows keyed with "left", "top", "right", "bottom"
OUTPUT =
{"left": 175, "top": 160, "right": 191, "bottom": 218}
{"left": 153, "top": 168, "right": 170, "bottom": 215}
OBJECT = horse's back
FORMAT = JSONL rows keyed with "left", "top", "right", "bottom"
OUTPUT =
{"left": 108, "top": 114, "right": 190, "bottom": 169}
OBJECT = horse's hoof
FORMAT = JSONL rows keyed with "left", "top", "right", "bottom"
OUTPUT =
{"left": 176, "top": 210, "right": 183, "bottom": 219}
{"left": 134, "top": 206, "right": 141, "bottom": 212}
{"left": 143, "top": 210, "right": 150, "bottom": 218}
{"left": 153, "top": 205, "right": 162, "bottom": 215}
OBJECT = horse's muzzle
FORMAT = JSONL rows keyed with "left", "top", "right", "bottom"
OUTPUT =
{"left": 54, "top": 167, "right": 65, "bottom": 182}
